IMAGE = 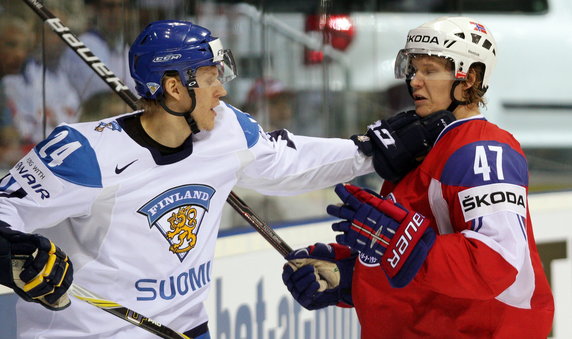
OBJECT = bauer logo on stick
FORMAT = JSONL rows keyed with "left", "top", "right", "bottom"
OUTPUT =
{"left": 44, "top": 18, "right": 129, "bottom": 93}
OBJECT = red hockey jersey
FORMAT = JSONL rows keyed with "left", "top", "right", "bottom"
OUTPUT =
{"left": 352, "top": 116, "right": 554, "bottom": 338}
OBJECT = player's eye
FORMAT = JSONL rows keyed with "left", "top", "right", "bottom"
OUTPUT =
{"left": 406, "top": 65, "right": 416, "bottom": 78}
{"left": 425, "top": 68, "right": 438, "bottom": 75}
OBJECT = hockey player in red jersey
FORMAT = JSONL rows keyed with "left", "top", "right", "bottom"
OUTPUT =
{"left": 282, "top": 16, "right": 554, "bottom": 338}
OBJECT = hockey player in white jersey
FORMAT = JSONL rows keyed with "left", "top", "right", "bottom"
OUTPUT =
{"left": 0, "top": 20, "right": 449, "bottom": 338}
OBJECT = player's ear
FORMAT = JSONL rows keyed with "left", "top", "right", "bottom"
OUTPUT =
{"left": 163, "top": 76, "right": 182, "bottom": 101}
{"left": 463, "top": 68, "right": 477, "bottom": 90}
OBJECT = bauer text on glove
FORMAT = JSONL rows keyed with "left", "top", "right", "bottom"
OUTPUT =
{"left": 326, "top": 183, "right": 436, "bottom": 287}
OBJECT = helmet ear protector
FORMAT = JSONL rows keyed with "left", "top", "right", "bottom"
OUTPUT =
{"left": 395, "top": 16, "right": 496, "bottom": 111}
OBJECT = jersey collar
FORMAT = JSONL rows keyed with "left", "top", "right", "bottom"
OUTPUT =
{"left": 435, "top": 114, "right": 487, "bottom": 144}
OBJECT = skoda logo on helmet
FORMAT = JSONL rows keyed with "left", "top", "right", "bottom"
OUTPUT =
{"left": 152, "top": 54, "right": 182, "bottom": 63}
{"left": 407, "top": 34, "right": 439, "bottom": 44}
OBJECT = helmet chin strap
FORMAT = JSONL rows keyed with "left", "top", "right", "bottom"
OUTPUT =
{"left": 158, "top": 88, "right": 200, "bottom": 134}
{"left": 446, "top": 80, "right": 470, "bottom": 113}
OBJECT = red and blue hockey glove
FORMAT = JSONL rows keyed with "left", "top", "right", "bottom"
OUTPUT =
{"left": 282, "top": 243, "right": 356, "bottom": 310}
{"left": 0, "top": 223, "right": 73, "bottom": 310}
{"left": 326, "top": 183, "right": 435, "bottom": 287}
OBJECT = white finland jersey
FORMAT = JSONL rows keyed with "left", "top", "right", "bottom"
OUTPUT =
{"left": 0, "top": 101, "right": 373, "bottom": 338}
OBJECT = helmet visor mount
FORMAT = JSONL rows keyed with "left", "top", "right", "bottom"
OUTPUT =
{"left": 215, "top": 48, "right": 237, "bottom": 85}
{"left": 395, "top": 49, "right": 463, "bottom": 82}
{"left": 186, "top": 39, "right": 237, "bottom": 89}
{"left": 185, "top": 50, "right": 237, "bottom": 89}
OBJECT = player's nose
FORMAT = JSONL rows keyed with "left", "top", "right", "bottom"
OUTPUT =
{"left": 410, "top": 76, "right": 424, "bottom": 89}
{"left": 214, "top": 84, "right": 227, "bottom": 98}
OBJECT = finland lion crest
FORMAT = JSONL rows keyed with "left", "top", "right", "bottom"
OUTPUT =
{"left": 138, "top": 184, "right": 215, "bottom": 262}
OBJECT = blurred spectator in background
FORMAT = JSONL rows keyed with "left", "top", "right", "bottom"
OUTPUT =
{"left": 243, "top": 78, "right": 294, "bottom": 131}
{"left": 3, "top": 1, "right": 82, "bottom": 150}
{"left": 79, "top": 91, "right": 129, "bottom": 122}
{"left": 60, "top": 0, "right": 136, "bottom": 103}
{"left": 137, "top": 0, "right": 185, "bottom": 26}
{"left": 0, "top": 15, "right": 32, "bottom": 169}
{"left": 227, "top": 78, "right": 295, "bottom": 226}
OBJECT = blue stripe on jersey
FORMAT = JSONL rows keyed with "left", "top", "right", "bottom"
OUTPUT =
{"left": 441, "top": 140, "right": 528, "bottom": 187}
{"left": 517, "top": 215, "right": 527, "bottom": 240}
{"left": 34, "top": 126, "right": 102, "bottom": 188}
{"left": 0, "top": 176, "right": 16, "bottom": 191}
{"left": 227, "top": 104, "right": 260, "bottom": 148}
{"left": 474, "top": 216, "right": 483, "bottom": 232}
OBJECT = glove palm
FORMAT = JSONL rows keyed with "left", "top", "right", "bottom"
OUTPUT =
{"left": 282, "top": 243, "right": 356, "bottom": 310}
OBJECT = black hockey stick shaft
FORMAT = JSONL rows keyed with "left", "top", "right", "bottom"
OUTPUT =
{"left": 68, "top": 285, "right": 191, "bottom": 339}
{"left": 21, "top": 0, "right": 293, "bottom": 255}
{"left": 227, "top": 192, "right": 293, "bottom": 257}
{"left": 12, "top": 254, "right": 190, "bottom": 339}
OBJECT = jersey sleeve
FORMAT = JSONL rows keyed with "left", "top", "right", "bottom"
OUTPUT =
{"left": 229, "top": 106, "right": 374, "bottom": 195}
{"left": 419, "top": 139, "right": 535, "bottom": 308}
{"left": 0, "top": 125, "right": 102, "bottom": 232}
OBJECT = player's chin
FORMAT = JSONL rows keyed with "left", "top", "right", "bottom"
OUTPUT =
{"left": 198, "top": 119, "right": 216, "bottom": 131}
{"left": 414, "top": 105, "right": 432, "bottom": 117}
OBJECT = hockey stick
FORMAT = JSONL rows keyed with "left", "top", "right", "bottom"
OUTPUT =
{"left": 11, "top": 254, "right": 190, "bottom": 339}
{"left": 68, "top": 284, "right": 191, "bottom": 339}
{"left": 21, "top": 0, "right": 293, "bottom": 258}
{"left": 226, "top": 191, "right": 292, "bottom": 256}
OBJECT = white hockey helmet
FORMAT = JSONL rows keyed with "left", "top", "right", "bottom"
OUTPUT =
{"left": 395, "top": 16, "right": 497, "bottom": 91}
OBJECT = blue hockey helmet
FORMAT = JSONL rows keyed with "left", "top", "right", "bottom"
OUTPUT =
{"left": 129, "top": 20, "right": 237, "bottom": 100}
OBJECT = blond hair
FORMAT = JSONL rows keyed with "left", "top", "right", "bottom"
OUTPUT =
{"left": 136, "top": 98, "right": 160, "bottom": 113}
{"left": 464, "top": 63, "right": 487, "bottom": 108}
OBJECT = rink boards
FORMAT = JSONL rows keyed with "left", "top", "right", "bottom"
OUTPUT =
{"left": 1, "top": 190, "right": 571, "bottom": 338}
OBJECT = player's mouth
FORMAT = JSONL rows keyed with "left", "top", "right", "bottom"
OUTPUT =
{"left": 413, "top": 94, "right": 427, "bottom": 102}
